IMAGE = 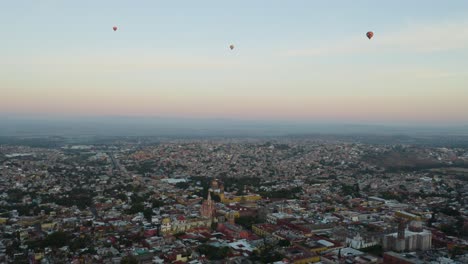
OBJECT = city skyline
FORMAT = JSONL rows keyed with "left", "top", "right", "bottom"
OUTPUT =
{"left": 2, "top": 1, "right": 468, "bottom": 124}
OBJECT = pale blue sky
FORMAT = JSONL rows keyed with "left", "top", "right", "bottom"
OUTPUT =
{"left": 1, "top": 1, "right": 468, "bottom": 124}
{"left": 2, "top": 1, "right": 467, "bottom": 54}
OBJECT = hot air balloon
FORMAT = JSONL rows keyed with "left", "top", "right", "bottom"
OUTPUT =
{"left": 113, "top": 26, "right": 118, "bottom": 31}
{"left": 229, "top": 44, "right": 235, "bottom": 50}
{"left": 366, "top": 31, "right": 374, "bottom": 39}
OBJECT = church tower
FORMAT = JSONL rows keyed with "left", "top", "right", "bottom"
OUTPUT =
{"left": 397, "top": 219, "right": 406, "bottom": 240}
{"left": 227, "top": 211, "right": 236, "bottom": 224}
{"left": 201, "top": 192, "right": 215, "bottom": 218}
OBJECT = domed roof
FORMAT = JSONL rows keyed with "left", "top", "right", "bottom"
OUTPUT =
{"left": 177, "top": 215, "right": 186, "bottom": 221}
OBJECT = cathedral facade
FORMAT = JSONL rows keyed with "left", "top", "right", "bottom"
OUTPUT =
{"left": 200, "top": 192, "right": 215, "bottom": 219}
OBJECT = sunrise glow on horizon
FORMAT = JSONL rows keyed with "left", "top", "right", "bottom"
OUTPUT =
{"left": 1, "top": 1, "right": 468, "bottom": 125}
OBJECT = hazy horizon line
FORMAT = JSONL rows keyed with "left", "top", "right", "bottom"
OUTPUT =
{"left": 1, "top": 113, "right": 467, "bottom": 128}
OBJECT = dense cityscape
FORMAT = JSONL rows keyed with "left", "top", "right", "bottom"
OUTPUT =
{"left": 3, "top": 0, "right": 468, "bottom": 263}
{"left": 0, "top": 137, "right": 467, "bottom": 263}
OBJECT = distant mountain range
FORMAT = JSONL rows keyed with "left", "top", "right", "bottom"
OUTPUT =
{"left": 1, "top": 115, "right": 467, "bottom": 138}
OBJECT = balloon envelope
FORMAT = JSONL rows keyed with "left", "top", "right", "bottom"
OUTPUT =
{"left": 113, "top": 26, "right": 118, "bottom": 31}
{"left": 229, "top": 45, "right": 234, "bottom": 50}
{"left": 366, "top": 31, "right": 374, "bottom": 39}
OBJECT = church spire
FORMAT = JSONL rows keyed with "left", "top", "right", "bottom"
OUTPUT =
{"left": 201, "top": 191, "right": 215, "bottom": 219}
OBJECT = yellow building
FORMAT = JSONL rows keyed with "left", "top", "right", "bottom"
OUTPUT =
{"left": 19, "top": 230, "right": 29, "bottom": 241}
{"left": 309, "top": 246, "right": 328, "bottom": 254}
{"left": 252, "top": 224, "right": 279, "bottom": 238}
{"left": 224, "top": 211, "right": 240, "bottom": 219}
{"left": 35, "top": 253, "right": 44, "bottom": 262}
{"left": 41, "top": 222, "right": 57, "bottom": 232}
{"left": 18, "top": 218, "right": 38, "bottom": 227}
{"left": 292, "top": 255, "right": 320, "bottom": 264}
{"left": 395, "top": 211, "right": 421, "bottom": 221}
{"left": 176, "top": 254, "right": 188, "bottom": 262}
{"left": 219, "top": 192, "right": 261, "bottom": 204}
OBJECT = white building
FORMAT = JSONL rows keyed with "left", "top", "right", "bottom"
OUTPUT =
{"left": 383, "top": 228, "right": 432, "bottom": 252}
{"left": 346, "top": 234, "right": 378, "bottom": 249}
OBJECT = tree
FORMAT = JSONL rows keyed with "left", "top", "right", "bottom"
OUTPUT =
{"left": 121, "top": 255, "right": 138, "bottom": 264}
{"left": 211, "top": 193, "right": 221, "bottom": 202}
{"left": 151, "top": 199, "right": 164, "bottom": 208}
{"left": 126, "top": 203, "right": 144, "bottom": 215}
{"left": 116, "top": 193, "right": 128, "bottom": 201}
{"left": 236, "top": 216, "right": 260, "bottom": 230}
{"left": 278, "top": 239, "right": 291, "bottom": 247}
{"left": 43, "top": 231, "right": 69, "bottom": 248}
{"left": 360, "top": 245, "right": 383, "bottom": 257}
{"left": 236, "top": 188, "right": 245, "bottom": 196}
{"left": 175, "top": 182, "right": 190, "bottom": 189}
{"left": 70, "top": 235, "right": 92, "bottom": 252}
{"left": 198, "top": 245, "right": 230, "bottom": 260}
{"left": 250, "top": 247, "right": 284, "bottom": 263}
{"left": 143, "top": 208, "right": 153, "bottom": 222}
{"left": 341, "top": 184, "right": 360, "bottom": 198}
{"left": 130, "top": 194, "right": 145, "bottom": 204}
{"left": 449, "top": 246, "right": 465, "bottom": 259}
